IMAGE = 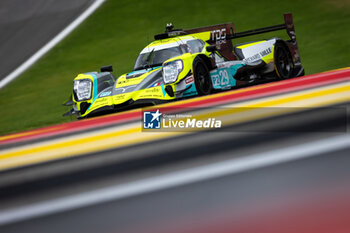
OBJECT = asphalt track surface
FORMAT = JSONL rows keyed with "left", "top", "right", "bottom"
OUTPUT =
{"left": 0, "top": 0, "right": 94, "bottom": 82}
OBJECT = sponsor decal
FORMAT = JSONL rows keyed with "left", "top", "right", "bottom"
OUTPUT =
{"left": 91, "top": 98, "right": 110, "bottom": 110}
{"left": 244, "top": 53, "right": 261, "bottom": 62}
{"left": 139, "top": 93, "right": 163, "bottom": 98}
{"left": 117, "top": 77, "right": 142, "bottom": 87}
{"left": 242, "top": 40, "right": 275, "bottom": 62}
{"left": 151, "top": 82, "right": 161, "bottom": 87}
{"left": 114, "top": 94, "right": 126, "bottom": 100}
{"left": 99, "top": 91, "right": 111, "bottom": 97}
{"left": 145, "top": 88, "right": 160, "bottom": 93}
{"left": 244, "top": 47, "right": 272, "bottom": 62}
{"left": 260, "top": 47, "right": 272, "bottom": 57}
{"left": 141, "top": 88, "right": 163, "bottom": 98}
{"left": 211, "top": 28, "right": 226, "bottom": 42}
{"left": 95, "top": 98, "right": 108, "bottom": 104}
{"left": 185, "top": 76, "right": 194, "bottom": 84}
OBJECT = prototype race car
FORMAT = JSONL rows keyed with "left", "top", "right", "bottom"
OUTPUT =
{"left": 64, "top": 13, "right": 304, "bottom": 118}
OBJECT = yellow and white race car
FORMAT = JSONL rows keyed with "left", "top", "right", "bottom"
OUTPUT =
{"left": 64, "top": 13, "right": 304, "bottom": 118}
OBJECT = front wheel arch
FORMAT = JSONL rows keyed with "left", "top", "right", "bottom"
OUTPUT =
{"left": 196, "top": 54, "right": 213, "bottom": 70}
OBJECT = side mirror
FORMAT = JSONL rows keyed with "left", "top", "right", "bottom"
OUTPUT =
{"left": 206, "top": 45, "right": 217, "bottom": 53}
{"left": 100, "top": 65, "right": 113, "bottom": 72}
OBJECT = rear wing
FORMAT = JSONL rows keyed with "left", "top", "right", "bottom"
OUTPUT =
{"left": 155, "top": 13, "right": 296, "bottom": 42}
{"left": 204, "top": 13, "right": 298, "bottom": 60}
{"left": 226, "top": 13, "right": 296, "bottom": 41}
{"left": 154, "top": 13, "right": 298, "bottom": 60}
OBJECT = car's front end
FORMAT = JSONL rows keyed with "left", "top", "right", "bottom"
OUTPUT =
{"left": 64, "top": 35, "right": 211, "bottom": 118}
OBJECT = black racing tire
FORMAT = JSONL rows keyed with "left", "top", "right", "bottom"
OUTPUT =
{"left": 193, "top": 57, "right": 212, "bottom": 95}
{"left": 274, "top": 42, "right": 294, "bottom": 79}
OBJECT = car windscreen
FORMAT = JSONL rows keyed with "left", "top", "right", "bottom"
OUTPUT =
{"left": 133, "top": 46, "right": 183, "bottom": 71}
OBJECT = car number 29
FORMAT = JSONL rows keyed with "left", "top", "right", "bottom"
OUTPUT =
{"left": 213, "top": 69, "right": 230, "bottom": 86}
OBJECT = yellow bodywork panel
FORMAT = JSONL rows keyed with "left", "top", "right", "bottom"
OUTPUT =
{"left": 190, "top": 31, "right": 211, "bottom": 42}
{"left": 74, "top": 73, "right": 94, "bottom": 81}
{"left": 262, "top": 46, "right": 274, "bottom": 64}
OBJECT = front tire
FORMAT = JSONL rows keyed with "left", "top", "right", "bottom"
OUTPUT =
{"left": 274, "top": 42, "right": 294, "bottom": 79}
{"left": 193, "top": 57, "right": 212, "bottom": 95}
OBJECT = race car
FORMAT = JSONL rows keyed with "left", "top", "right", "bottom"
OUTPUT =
{"left": 64, "top": 13, "right": 304, "bottom": 118}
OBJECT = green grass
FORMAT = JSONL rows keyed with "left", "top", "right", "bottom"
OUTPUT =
{"left": 0, "top": 0, "right": 349, "bottom": 135}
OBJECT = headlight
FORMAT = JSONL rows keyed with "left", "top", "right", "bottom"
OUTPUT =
{"left": 73, "top": 79, "right": 92, "bottom": 101}
{"left": 162, "top": 60, "right": 183, "bottom": 84}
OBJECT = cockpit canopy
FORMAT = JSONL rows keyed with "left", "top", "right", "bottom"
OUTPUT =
{"left": 133, "top": 37, "right": 205, "bottom": 71}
